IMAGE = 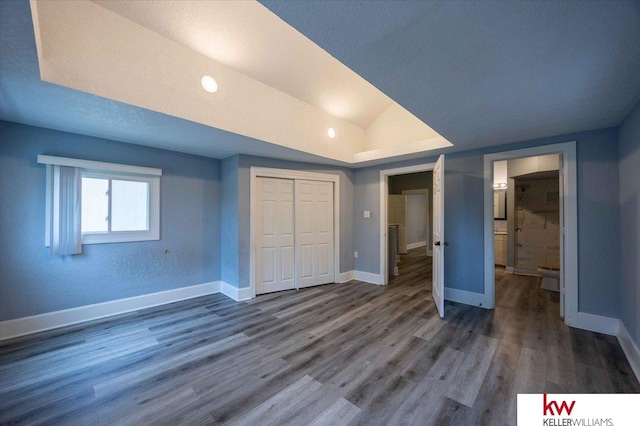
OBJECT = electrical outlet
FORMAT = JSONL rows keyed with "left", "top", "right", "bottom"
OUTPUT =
{"left": 363, "top": 210, "right": 370, "bottom": 218}
{"left": 354, "top": 251, "right": 358, "bottom": 258}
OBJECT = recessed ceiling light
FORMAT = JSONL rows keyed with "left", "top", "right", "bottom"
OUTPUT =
{"left": 328, "top": 128, "right": 336, "bottom": 139}
{"left": 201, "top": 75, "right": 218, "bottom": 93}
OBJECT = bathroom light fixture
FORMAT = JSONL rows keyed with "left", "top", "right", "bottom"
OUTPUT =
{"left": 493, "top": 182, "right": 507, "bottom": 189}
{"left": 201, "top": 75, "right": 218, "bottom": 93}
{"left": 328, "top": 128, "right": 336, "bottom": 139}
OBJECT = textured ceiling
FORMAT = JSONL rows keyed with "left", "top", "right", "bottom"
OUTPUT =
{"left": 0, "top": 0, "right": 350, "bottom": 166}
{"left": 2, "top": 0, "right": 639, "bottom": 167}
{"left": 261, "top": 0, "right": 640, "bottom": 150}
{"left": 92, "top": 0, "right": 393, "bottom": 129}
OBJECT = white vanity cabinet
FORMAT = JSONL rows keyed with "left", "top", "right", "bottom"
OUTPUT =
{"left": 494, "top": 233, "right": 507, "bottom": 266}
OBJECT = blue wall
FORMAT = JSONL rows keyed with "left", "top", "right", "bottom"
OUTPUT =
{"left": 619, "top": 101, "right": 640, "bottom": 346}
{"left": 0, "top": 119, "right": 628, "bottom": 323}
{"left": 220, "top": 156, "right": 240, "bottom": 286}
{"left": 0, "top": 121, "right": 221, "bottom": 321}
{"left": 353, "top": 127, "right": 621, "bottom": 318}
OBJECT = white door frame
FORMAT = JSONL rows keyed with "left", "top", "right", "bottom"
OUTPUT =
{"left": 483, "top": 141, "right": 578, "bottom": 326}
{"left": 380, "top": 163, "right": 436, "bottom": 285}
{"left": 250, "top": 167, "right": 340, "bottom": 298}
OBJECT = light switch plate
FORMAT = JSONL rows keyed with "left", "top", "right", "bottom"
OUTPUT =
{"left": 364, "top": 210, "right": 370, "bottom": 218}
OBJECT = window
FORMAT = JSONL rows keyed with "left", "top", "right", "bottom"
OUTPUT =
{"left": 39, "top": 155, "right": 161, "bottom": 247}
{"left": 81, "top": 172, "right": 159, "bottom": 244}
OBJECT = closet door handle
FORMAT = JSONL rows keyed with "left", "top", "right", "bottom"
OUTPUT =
{"left": 435, "top": 241, "right": 441, "bottom": 246}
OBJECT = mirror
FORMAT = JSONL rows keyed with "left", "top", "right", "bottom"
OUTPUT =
{"left": 494, "top": 189, "right": 506, "bottom": 220}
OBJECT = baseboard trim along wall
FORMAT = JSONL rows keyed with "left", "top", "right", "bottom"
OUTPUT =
{"left": 512, "top": 267, "right": 541, "bottom": 277}
{"left": 354, "top": 271, "right": 384, "bottom": 285}
{"left": 444, "top": 287, "right": 487, "bottom": 308}
{"left": 220, "top": 281, "right": 253, "bottom": 302}
{"left": 568, "top": 311, "right": 620, "bottom": 336}
{"left": 406, "top": 241, "right": 427, "bottom": 250}
{"left": 339, "top": 271, "right": 355, "bottom": 283}
{"left": 0, "top": 282, "right": 221, "bottom": 341}
{"left": 617, "top": 320, "right": 640, "bottom": 383}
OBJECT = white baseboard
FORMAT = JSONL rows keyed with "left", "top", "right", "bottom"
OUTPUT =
{"left": 0, "top": 282, "right": 220, "bottom": 341}
{"left": 339, "top": 270, "right": 355, "bottom": 283}
{"left": 444, "top": 287, "right": 487, "bottom": 308}
{"left": 406, "top": 241, "right": 426, "bottom": 250}
{"left": 505, "top": 266, "right": 514, "bottom": 274}
{"left": 618, "top": 320, "right": 640, "bottom": 383}
{"left": 513, "top": 267, "right": 541, "bottom": 277}
{"left": 568, "top": 312, "right": 619, "bottom": 336}
{"left": 220, "top": 281, "right": 252, "bottom": 301}
{"left": 354, "top": 270, "right": 384, "bottom": 285}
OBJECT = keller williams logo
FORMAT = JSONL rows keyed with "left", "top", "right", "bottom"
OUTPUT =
{"left": 543, "top": 394, "right": 576, "bottom": 416}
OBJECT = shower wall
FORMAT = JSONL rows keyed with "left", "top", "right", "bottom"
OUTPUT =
{"left": 515, "top": 177, "right": 560, "bottom": 271}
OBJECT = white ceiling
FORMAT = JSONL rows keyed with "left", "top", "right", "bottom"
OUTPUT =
{"left": 93, "top": 0, "right": 392, "bottom": 129}
{"left": 26, "top": 0, "right": 450, "bottom": 165}
{"left": 1, "top": 0, "right": 638, "bottom": 167}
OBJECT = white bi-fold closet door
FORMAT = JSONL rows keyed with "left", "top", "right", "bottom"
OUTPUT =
{"left": 295, "top": 180, "right": 334, "bottom": 289}
{"left": 256, "top": 177, "right": 334, "bottom": 295}
{"left": 256, "top": 178, "right": 296, "bottom": 294}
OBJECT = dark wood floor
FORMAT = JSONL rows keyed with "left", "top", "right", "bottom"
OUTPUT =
{"left": 1, "top": 248, "right": 638, "bottom": 425}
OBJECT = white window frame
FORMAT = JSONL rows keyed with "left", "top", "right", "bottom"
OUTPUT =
{"left": 81, "top": 172, "right": 159, "bottom": 244}
{"left": 38, "top": 155, "right": 161, "bottom": 245}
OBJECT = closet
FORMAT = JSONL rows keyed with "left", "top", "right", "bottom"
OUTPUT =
{"left": 255, "top": 177, "right": 334, "bottom": 295}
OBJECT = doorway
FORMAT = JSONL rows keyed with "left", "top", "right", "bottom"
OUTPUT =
{"left": 387, "top": 175, "right": 432, "bottom": 280}
{"left": 492, "top": 156, "right": 562, "bottom": 315}
{"left": 483, "top": 142, "right": 578, "bottom": 326}
{"left": 379, "top": 163, "right": 436, "bottom": 284}
{"left": 379, "top": 159, "right": 445, "bottom": 318}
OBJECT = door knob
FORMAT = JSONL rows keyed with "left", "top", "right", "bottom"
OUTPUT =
{"left": 435, "top": 241, "right": 441, "bottom": 246}
{"left": 444, "top": 241, "right": 449, "bottom": 246}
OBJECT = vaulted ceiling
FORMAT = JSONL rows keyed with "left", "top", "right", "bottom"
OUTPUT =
{"left": 262, "top": 0, "right": 640, "bottom": 151}
{"left": 1, "top": 0, "right": 639, "bottom": 167}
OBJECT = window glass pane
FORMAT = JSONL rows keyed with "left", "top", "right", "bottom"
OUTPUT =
{"left": 81, "top": 177, "right": 109, "bottom": 233}
{"left": 111, "top": 179, "right": 149, "bottom": 231}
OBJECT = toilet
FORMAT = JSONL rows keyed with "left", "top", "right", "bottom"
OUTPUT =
{"left": 537, "top": 264, "right": 560, "bottom": 292}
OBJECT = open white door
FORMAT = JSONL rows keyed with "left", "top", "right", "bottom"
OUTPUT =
{"left": 432, "top": 155, "right": 445, "bottom": 318}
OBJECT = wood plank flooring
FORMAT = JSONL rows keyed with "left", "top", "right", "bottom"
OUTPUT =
{"left": 1, "top": 249, "right": 638, "bottom": 425}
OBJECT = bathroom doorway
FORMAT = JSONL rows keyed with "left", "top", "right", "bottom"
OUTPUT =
{"left": 483, "top": 142, "right": 578, "bottom": 326}
{"left": 514, "top": 170, "right": 561, "bottom": 275}
{"left": 492, "top": 157, "right": 562, "bottom": 314}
